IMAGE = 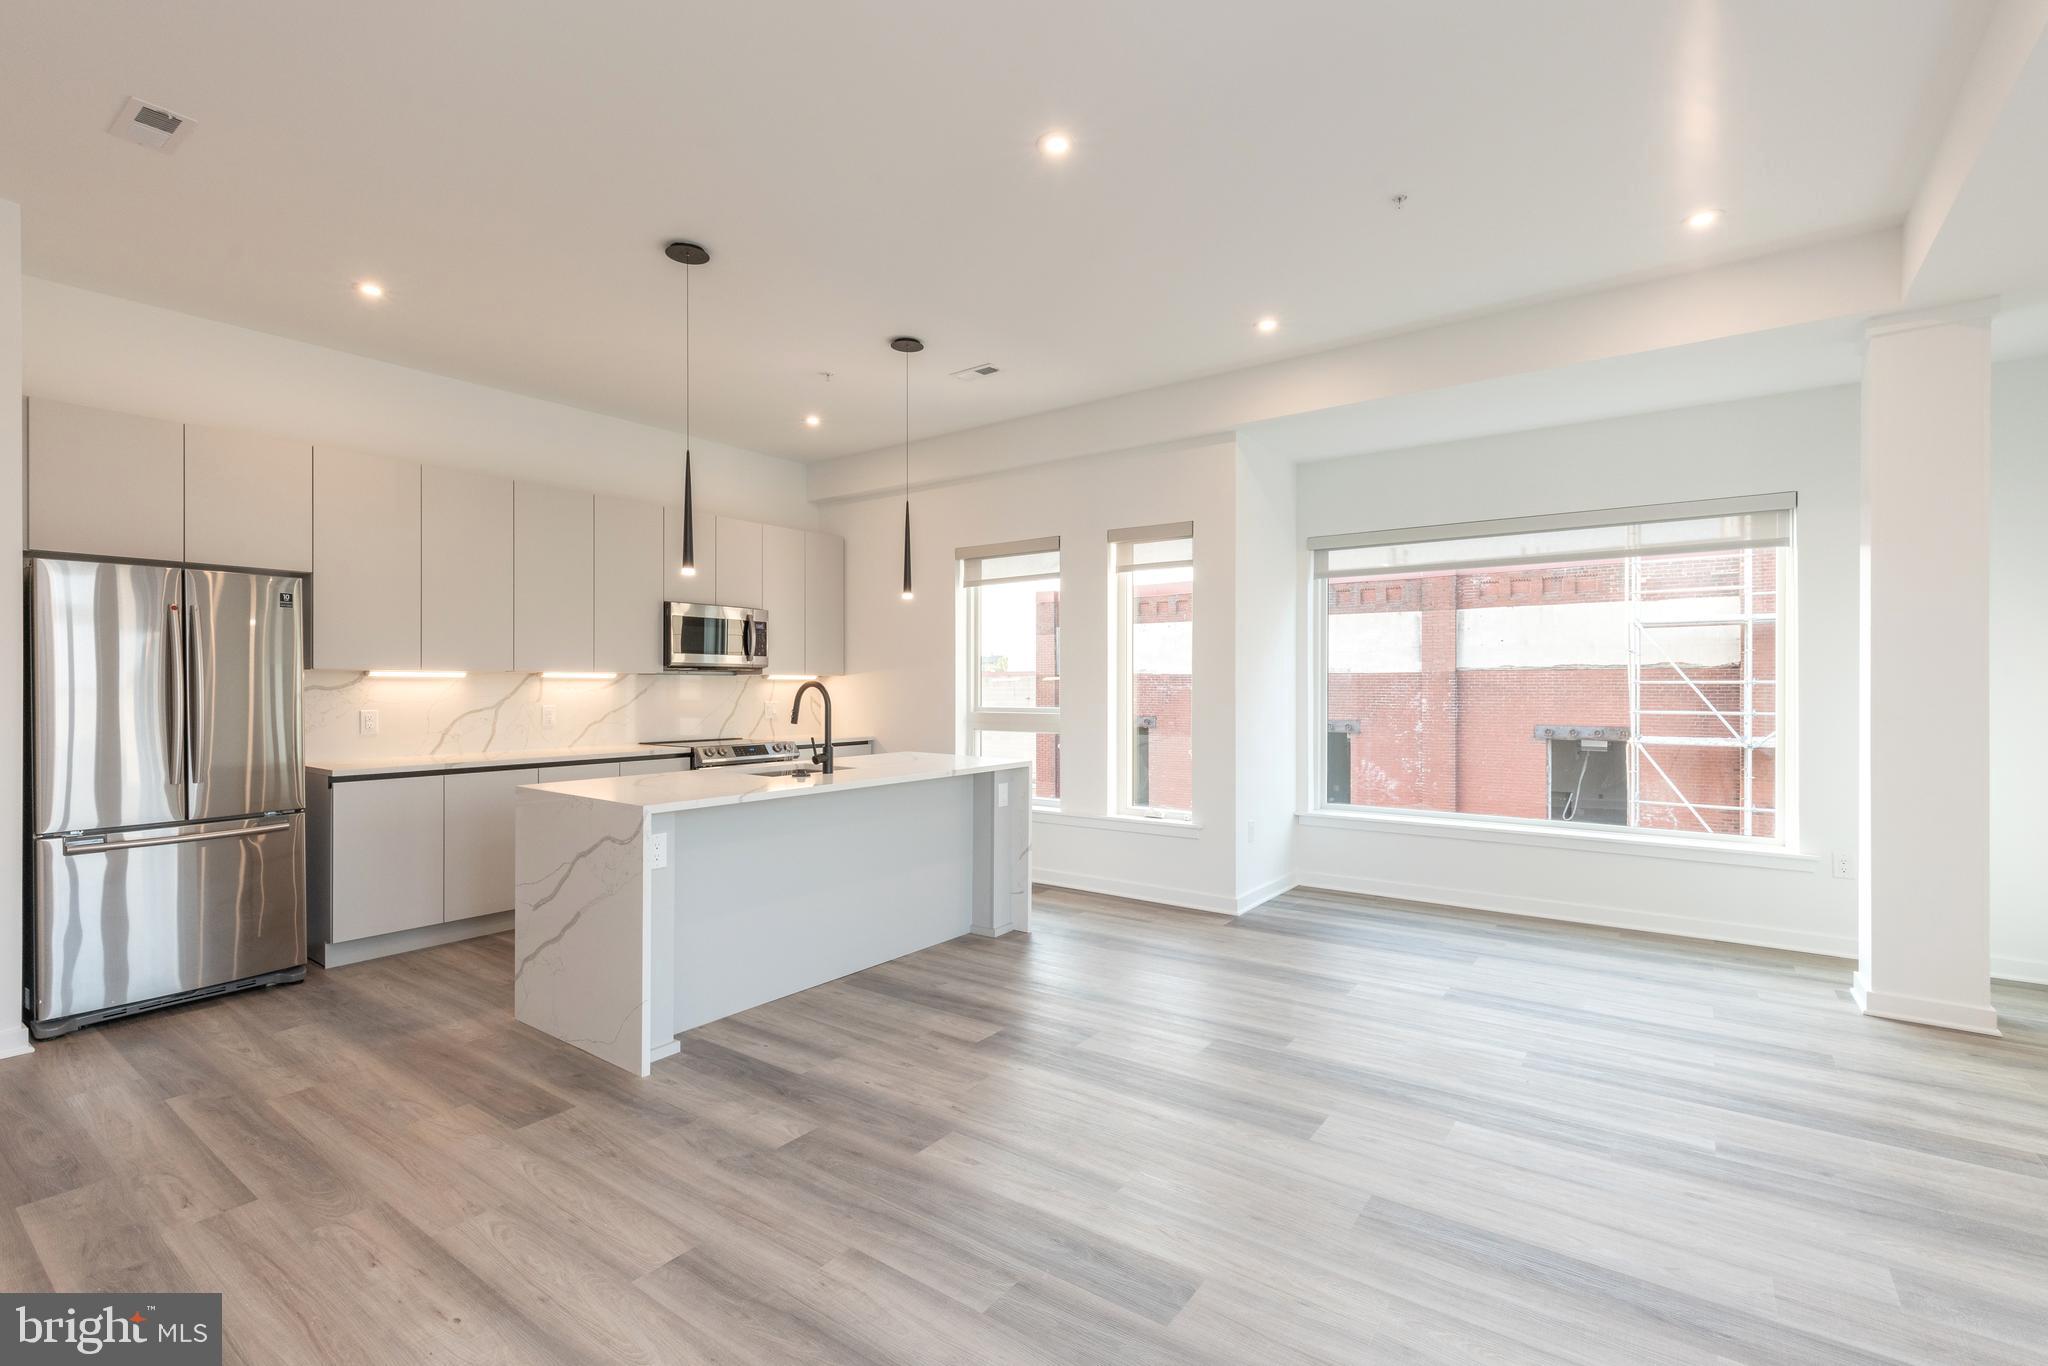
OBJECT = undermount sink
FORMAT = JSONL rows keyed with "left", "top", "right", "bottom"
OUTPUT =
{"left": 751, "top": 763, "right": 851, "bottom": 778}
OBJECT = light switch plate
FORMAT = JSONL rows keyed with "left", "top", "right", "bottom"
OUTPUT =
{"left": 358, "top": 709, "right": 379, "bottom": 736}
{"left": 996, "top": 780, "right": 1009, "bottom": 808}
{"left": 648, "top": 831, "right": 669, "bottom": 870}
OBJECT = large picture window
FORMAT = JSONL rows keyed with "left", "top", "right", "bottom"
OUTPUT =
{"left": 961, "top": 538, "right": 1062, "bottom": 806}
{"left": 1113, "top": 524, "right": 1194, "bottom": 819}
{"left": 1312, "top": 496, "right": 1792, "bottom": 841}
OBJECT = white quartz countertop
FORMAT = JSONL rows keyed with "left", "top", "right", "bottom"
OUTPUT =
{"left": 520, "top": 750, "right": 1029, "bottom": 814}
{"left": 307, "top": 736, "right": 876, "bottom": 779}
{"left": 306, "top": 743, "right": 696, "bottom": 778}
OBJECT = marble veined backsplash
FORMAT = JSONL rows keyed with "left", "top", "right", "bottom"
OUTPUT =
{"left": 303, "top": 670, "right": 830, "bottom": 763}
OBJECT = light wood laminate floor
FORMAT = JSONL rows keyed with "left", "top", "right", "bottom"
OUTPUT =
{"left": 4, "top": 886, "right": 2045, "bottom": 1365}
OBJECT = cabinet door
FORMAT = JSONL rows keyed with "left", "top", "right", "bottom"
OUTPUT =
{"left": 762, "top": 524, "right": 808, "bottom": 675}
{"left": 312, "top": 446, "right": 423, "bottom": 670}
{"left": 714, "top": 516, "right": 765, "bottom": 609}
{"left": 664, "top": 502, "right": 717, "bottom": 595}
{"left": 805, "top": 530, "right": 846, "bottom": 677}
{"left": 514, "top": 483, "right": 595, "bottom": 672}
{"left": 595, "top": 496, "right": 664, "bottom": 674}
{"left": 183, "top": 425, "right": 313, "bottom": 571}
{"left": 331, "top": 775, "right": 443, "bottom": 940}
{"left": 423, "top": 466, "right": 514, "bottom": 672}
{"left": 443, "top": 767, "right": 534, "bottom": 922}
{"left": 539, "top": 761, "right": 621, "bottom": 782}
{"left": 621, "top": 756, "right": 687, "bottom": 774}
{"left": 26, "top": 398, "right": 184, "bottom": 560}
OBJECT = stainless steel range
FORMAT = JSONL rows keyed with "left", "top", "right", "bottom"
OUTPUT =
{"left": 688, "top": 739, "right": 806, "bottom": 770}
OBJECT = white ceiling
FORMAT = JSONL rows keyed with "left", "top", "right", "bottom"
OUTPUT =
{"left": 0, "top": 0, "right": 1990, "bottom": 462}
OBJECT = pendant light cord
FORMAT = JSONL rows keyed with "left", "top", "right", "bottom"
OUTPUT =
{"left": 684, "top": 259, "right": 692, "bottom": 481}
{"left": 903, "top": 347, "right": 910, "bottom": 501}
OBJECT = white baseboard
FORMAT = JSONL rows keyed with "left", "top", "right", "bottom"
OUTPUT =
{"left": 1293, "top": 869, "right": 1857, "bottom": 959}
{"left": 1992, "top": 954, "right": 2048, "bottom": 987}
{"left": 1035, "top": 868, "right": 1239, "bottom": 917}
{"left": 0, "top": 1023, "right": 34, "bottom": 1063}
{"left": 314, "top": 912, "right": 512, "bottom": 968}
{"left": 1234, "top": 876, "right": 1294, "bottom": 914}
{"left": 1851, "top": 973, "right": 2001, "bottom": 1036}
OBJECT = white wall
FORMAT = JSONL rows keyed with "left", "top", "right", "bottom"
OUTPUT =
{"left": 1292, "top": 387, "right": 1862, "bottom": 956}
{"left": 0, "top": 202, "right": 28, "bottom": 1059}
{"left": 23, "top": 278, "right": 814, "bottom": 526}
{"left": 824, "top": 438, "right": 1254, "bottom": 913}
{"left": 1233, "top": 447, "right": 1299, "bottom": 907}
{"left": 1991, "top": 354, "right": 2048, "bottom": 982}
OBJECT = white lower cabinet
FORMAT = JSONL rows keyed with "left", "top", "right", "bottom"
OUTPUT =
{"left": 443, "top": 767, "right": 535, "bottom": 922}
{"left": 328, "top": 775, "right": 444, "bottom": 942}
{"left": 544, "top": 761, "right": 620, "bottom": 782}
{"left": 314, "top": 757, "right": 691, "bottom": 962}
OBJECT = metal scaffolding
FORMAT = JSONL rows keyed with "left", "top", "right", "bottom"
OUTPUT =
{"left": 1625, "top": 550, "right": 1778, "bottom": 837}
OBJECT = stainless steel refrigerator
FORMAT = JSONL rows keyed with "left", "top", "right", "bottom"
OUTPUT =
{"left": 28, "top": 558, "right": 308, "bottom": 1038}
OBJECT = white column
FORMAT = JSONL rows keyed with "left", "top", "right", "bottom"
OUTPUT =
{"left": 0, "top": 200, "right": 28, "bottom": 1061}
{"left": 1855, "top": 302, "right": 1998, "bottom": 1034}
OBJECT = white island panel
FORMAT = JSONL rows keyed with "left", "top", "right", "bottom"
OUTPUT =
{"left": 512, "top": 790, "right": 651, "bottom": 1074}
{"left": 512, "top": 752, "right": 1030, "bottom": 1074}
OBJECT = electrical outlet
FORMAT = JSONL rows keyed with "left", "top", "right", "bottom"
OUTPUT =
{"left": 541, "top": 703, "right": 558, "bottom": 729}
{"left": 1247, "top": 820, "right": 1257, "bottom": 844}
{"left": 647, "top": 831, "right": 669, "bottom": 870}
{"left": 996, "top": 780, "right": 1009, "bottom": 808}
{"left": 1833, "top": 852, "right": 1854, "bottom": 880}
{"left": 358, "top": 709, "right": 379, "bottom": 736}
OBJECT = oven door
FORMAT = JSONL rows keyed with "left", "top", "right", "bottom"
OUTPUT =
{"left": 665, "top": 603, "right": 766, "bottom": 670}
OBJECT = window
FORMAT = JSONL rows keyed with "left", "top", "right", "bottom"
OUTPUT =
{"left": 1312, "top": 495, "right": 1792, "bottom": 841}
{"left": 1113, "top": 523, "right": 1194, "bottom": 819}
{"left": 961, "top": 538, "right": 1061, "bottom": 805}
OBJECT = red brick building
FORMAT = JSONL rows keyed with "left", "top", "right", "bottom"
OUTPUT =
{"left": 1324, "top": 550, "right": 1777, "bottom": 837}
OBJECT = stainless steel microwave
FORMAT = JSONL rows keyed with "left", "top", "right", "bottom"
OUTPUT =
{"left": 664, "top": 602, "right": 767, "bottom": 671}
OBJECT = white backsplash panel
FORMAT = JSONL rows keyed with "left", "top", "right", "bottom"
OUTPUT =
{"left": 303, "top": 670, "right": 831, "bottom": 762}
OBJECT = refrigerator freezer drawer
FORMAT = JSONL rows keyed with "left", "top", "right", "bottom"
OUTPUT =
{"left": 33, "top": 813, "right": 307, "bottom": 1027}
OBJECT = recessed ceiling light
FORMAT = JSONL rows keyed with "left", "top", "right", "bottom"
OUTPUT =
{"left": 804, "top": 414, "right": 822, "bottom": 428}
{"left": 1685, "top": 208, "right": 1722, "bottom": 231}
{"left": 355, "top": 280, "right": 386, "bottom": 301}
{"left": 1256, "top": 316, "right": 1280, "bottom": 334}
{"left": 1038, "top": 131, "right": 1072, "bottom": 159}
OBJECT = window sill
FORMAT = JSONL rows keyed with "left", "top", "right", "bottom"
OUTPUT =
{"left": 1294, "top": 808, "right": 1818, "bottom": 871}
{"left": 1034, "top": 810, "right": 1205, "bottom": 839}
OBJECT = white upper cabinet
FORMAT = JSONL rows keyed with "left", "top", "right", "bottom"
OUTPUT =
{"left": 312, "top": 446, "right": 423, "bottom": 670}
{"left": 423, "top": 465, "right": 514, "bottom": 672}
{"left": 663, "top": 503, "right": 717, "bottom": 601}
{"left": 714, "top": 516, "right": 765, "bottom": 609}
{"left": 763, "top": 523, "right": 807, "bottom": 675}
{"left": 595, "top": 495, "right": 663, "bottom": 674}
{"left": 514, "top": 482, "right": 595, "bottom": 672}
{"left": 27, "top": 398, "right": 184, "bottom": 561}
{"left": 183, "top": 425, "right": 313, "bottom": 571}
{"left": 805, "top": 530, "right": 846, "bottom": 677}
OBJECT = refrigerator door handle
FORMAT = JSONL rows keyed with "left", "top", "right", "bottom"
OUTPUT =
{"left": 166, "top": 595, "right": 187, "bottom": 790}
{"left": 62, "top": 820, "right": 293, "bottom": 856}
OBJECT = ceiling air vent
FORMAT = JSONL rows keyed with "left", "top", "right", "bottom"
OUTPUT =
{"left": 950, "top": 363, "right": 1000, "bottom": 382}
{"left": 108, "top": 97, "right": 192, "bottom": 152}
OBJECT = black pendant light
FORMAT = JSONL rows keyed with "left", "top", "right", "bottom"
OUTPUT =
{"left": 666, "top": 240, "right": 709, "bottom": 579}
{"left": 892, "top": 336, "right": 923, "bottom": 601}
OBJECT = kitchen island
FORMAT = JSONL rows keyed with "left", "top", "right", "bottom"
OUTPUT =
{"left": 512, "top": 752, "right": 1032, "bottom": 1074}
